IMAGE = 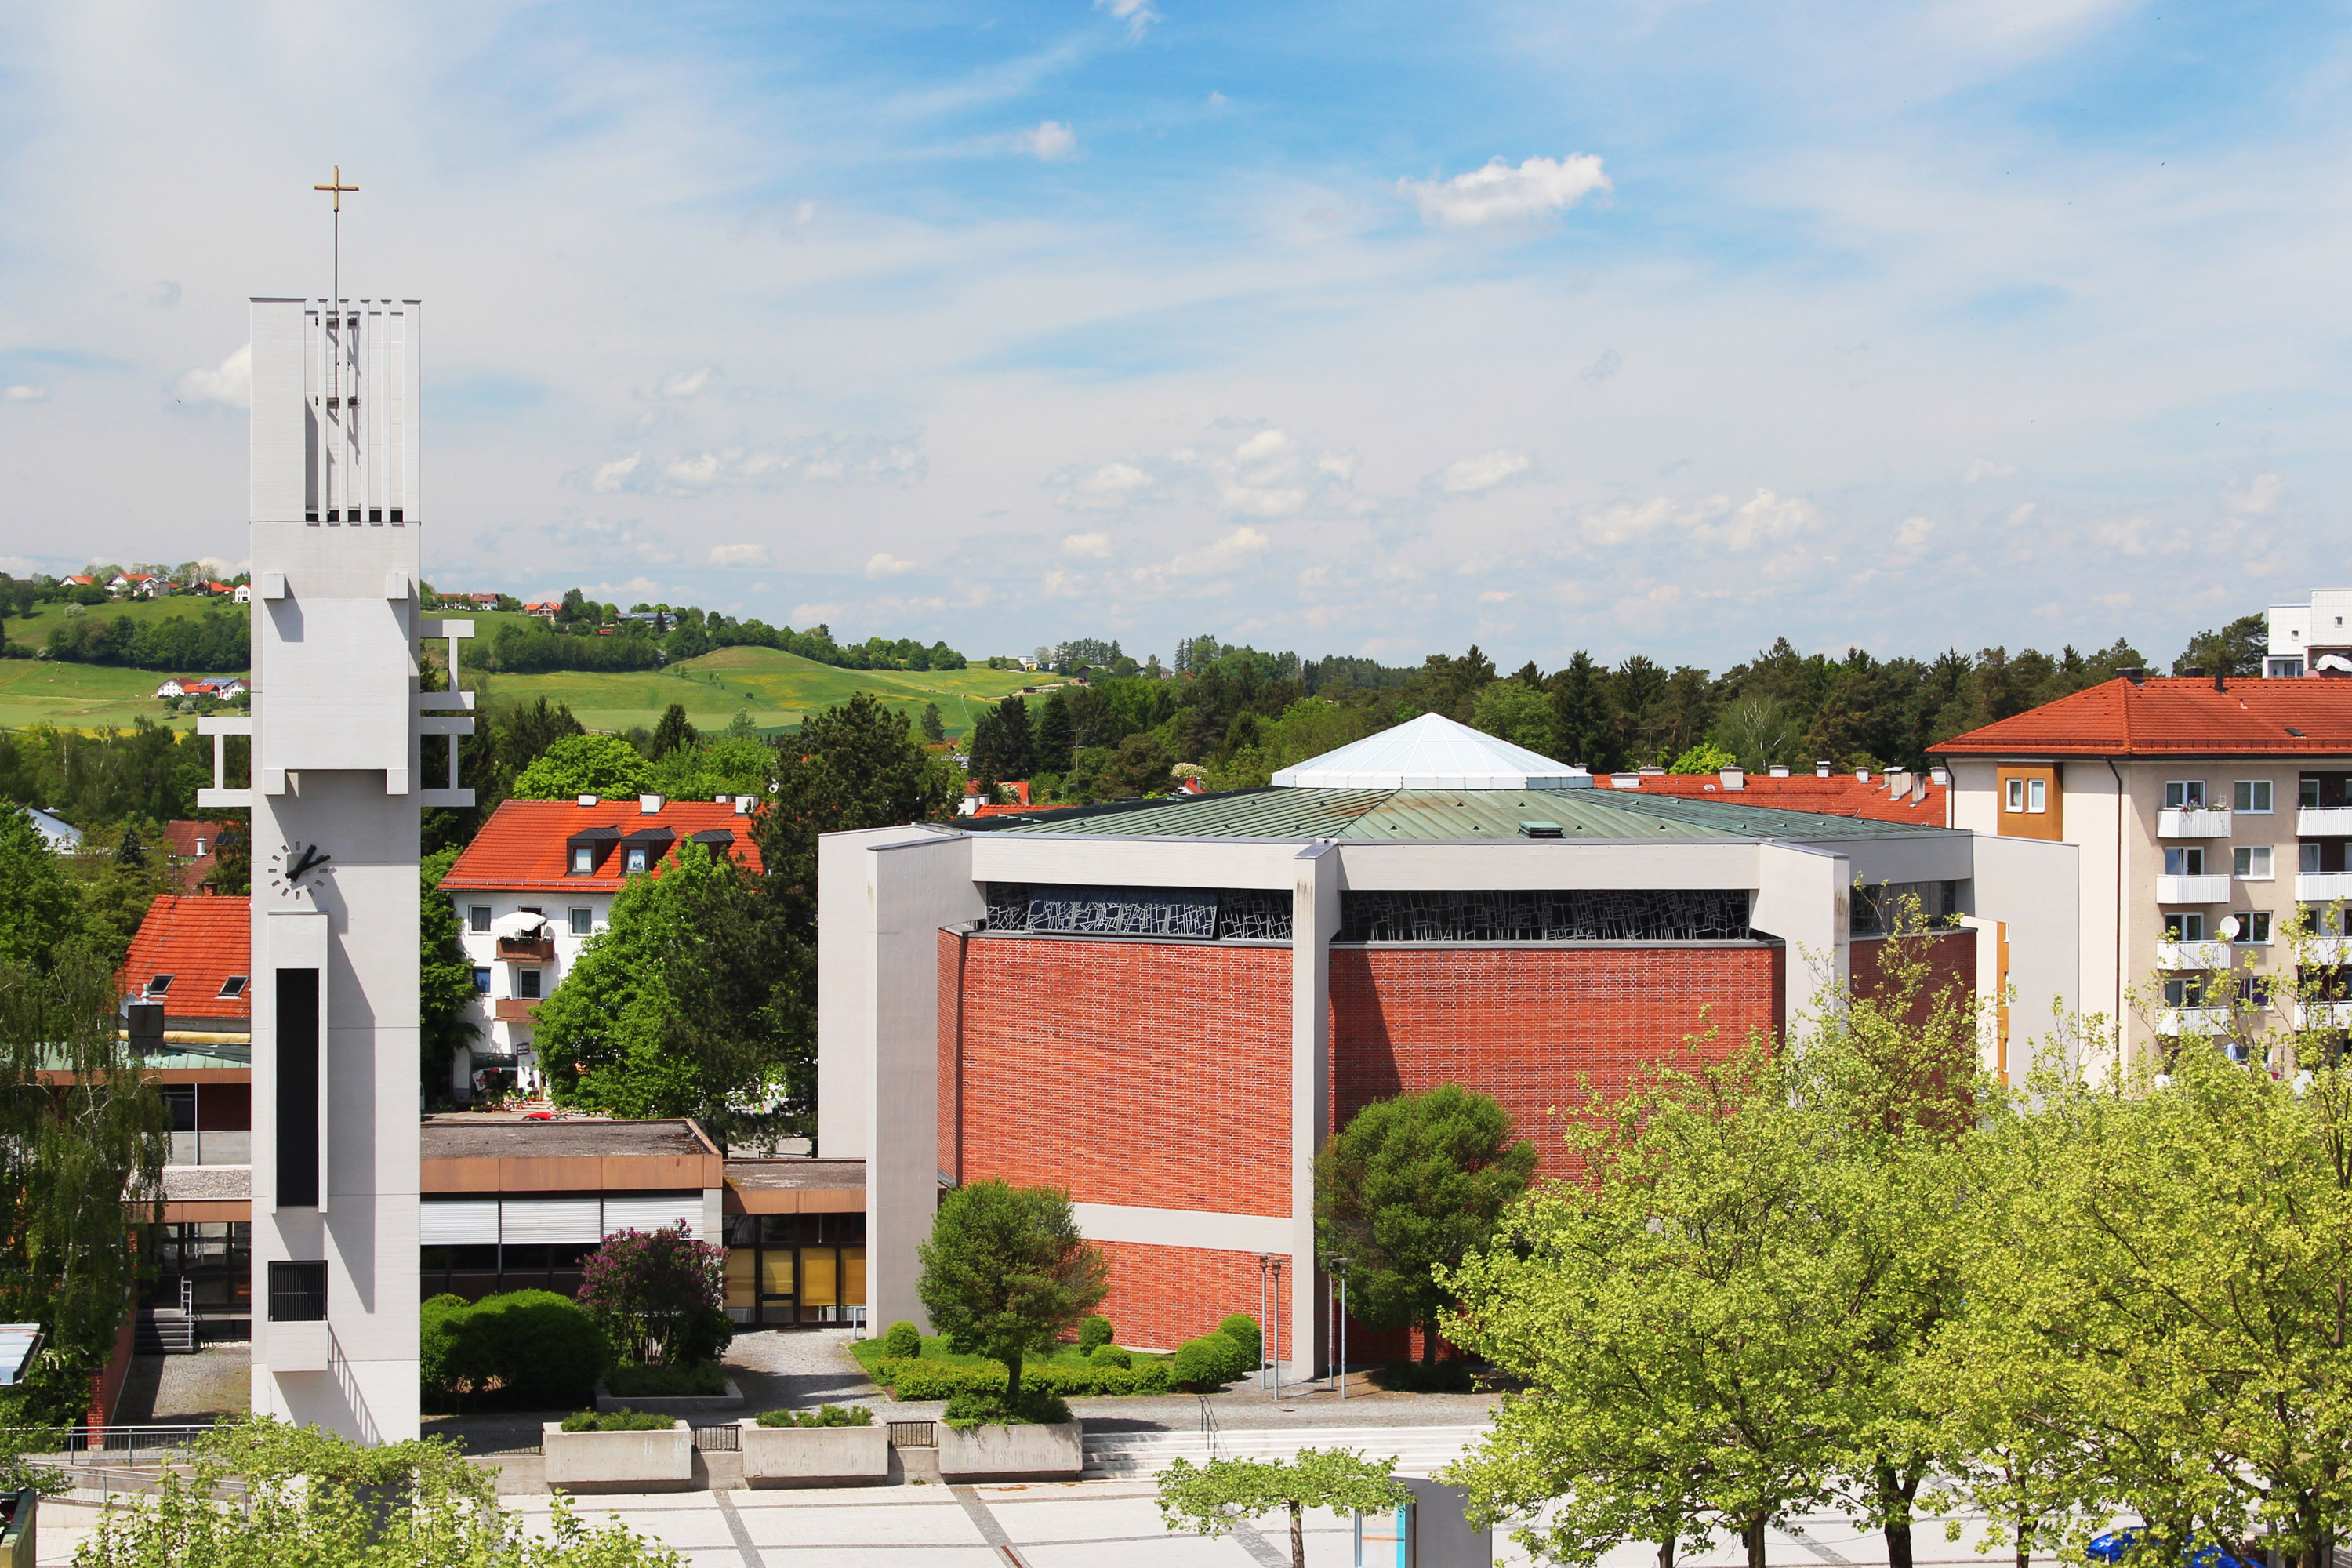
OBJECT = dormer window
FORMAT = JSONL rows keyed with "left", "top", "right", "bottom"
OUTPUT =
{"left": 626, "top": 848, "right": 648, "bottom": 874}
{"left": 147, "top": 975, "right": 174, "bottom": 995}
{"left": 220, "top": 975, "right": 247, "bottom": 998}
{"left": 572, "top": 847, "right": 593, "bottom": 873}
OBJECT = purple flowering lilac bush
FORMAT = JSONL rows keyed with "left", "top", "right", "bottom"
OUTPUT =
{"left": 576, "top": 1222, "right": 734, "bottom": 1370}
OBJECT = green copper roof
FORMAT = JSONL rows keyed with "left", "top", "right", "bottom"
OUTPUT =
{"left": 975, "top": 786, "right": 1949, "bottom": 843}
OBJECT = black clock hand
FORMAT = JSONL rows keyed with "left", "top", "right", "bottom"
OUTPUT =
{"left": 292, "top": 846, "right": 330, "bottom": 880}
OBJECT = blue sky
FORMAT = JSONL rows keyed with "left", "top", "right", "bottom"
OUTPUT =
{"left": 2, "top": 0, "right": 2348, "bottom": 670}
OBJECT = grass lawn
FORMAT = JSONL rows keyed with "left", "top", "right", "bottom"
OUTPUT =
{"left": 850, "top": 1335, "right": 1168, "bottom": 1378}
{"left": 478, "top": 647, "right": 1057, "bottom": 737}
{"left": 0, "top": 659, "right": 219, "bottom": 732}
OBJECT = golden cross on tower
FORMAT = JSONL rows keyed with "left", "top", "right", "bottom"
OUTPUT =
{"left": 312, "top": 165, "right": 358, "bottom": 311}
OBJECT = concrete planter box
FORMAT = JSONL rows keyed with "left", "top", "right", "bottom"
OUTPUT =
{"left": 738, "top": 1420, "right": 891, "bottom": 1487}
{"left": 0, "top": 1487, "right": 34, "bottom": 1568}
{"left": 541, "top": 1421, "right": 695, "bottom": 1493}
{"left": 936, "top": 1421, "right": 1083, "bottom": 1482}
{"left": 593, "top": 1378, "right": 744, "bottom": 1416}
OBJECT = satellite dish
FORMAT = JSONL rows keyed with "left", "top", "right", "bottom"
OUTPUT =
{"left": 2217, "top": 916, "right": 2241, "bottom": 942}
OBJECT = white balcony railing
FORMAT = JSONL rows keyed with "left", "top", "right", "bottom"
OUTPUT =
{"left": 2297, "top": 806, "right": 2352, "bottom": 836}
{"left": 2156, "top": 941, "right": 2232, "bottom": 970}
{"left": 2156, "top": 1006, "right": 2234, "bottom": 1036}
{"left": 2156, "top": 874, "right": 2232, "bottom": 904}
{"left": 2158, "top": 808, "right": 2233, "bottom": 838}
{"left": 2296, "top": 937, "right": 2352, "bottom": 964}
{"left": 2288, "top": 999, "right": 2352, "bottom": 1029}
{"left": 2296, "top": 873, "right": 2352, "bottom": 902}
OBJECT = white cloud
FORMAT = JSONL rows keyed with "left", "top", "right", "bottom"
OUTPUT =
{"left": 866, "top": 552, "right": 917, "bottom": 577}
{"left": 2007, "top": 503, "right": 2038, "bottom": 526}
{"left": 1014, "top": 121, "right": 1077, "bottom": 162}
{"left": 655, "top": 367, "right": 713, "bottom": 400}
{"left": 171, "top": 343, "right": 251, "bottom": 409}
{"left": 1094, "top": 0, "right": 1160, "bottom": 39}
{"left": 1894, "top": 515, "right": 1934, "bottom": 550}
{"left": 147, "top": 281, "right": 180, "bottom": 309}
{"left": 1581, "top": 349, "right": 1622, "bottom": 383}
{"left": 1398, "top": 154, "right": 1611, "bottom": 230}
{"left": 1437, "top": 448, "right": 1532, "bottom": 494}
{"left": 790, "top": 602, "right": 845, "bottom": 627}
{"left": 1479, "top": 590, "right": 1514, "bottom": 603}
{"left": 592, "top": 454, "right": 642, "bottom": 493}
{"left": 708, "top": 543, "right": 769, "bottom": 567}
{"left": 1063, "top": 531, "right": 1112, "bottom": 557}
{"left": 2228, "top": 473, "right": 2282, "bottom": 514}
{"left": 1146, "top": 525, "right": 1272, "bottom": 579}
{"left": 1574, "top": 488, "right": 1823, "bottom": 551}
{"left": 1054, "top": 461, "right": 1152, "bottom": 510}
{"left": 3, "top": 385, "right": 49, "bottom": 403}
{"left": 1963, "top": 457, "right": 2016, "bottom": 482}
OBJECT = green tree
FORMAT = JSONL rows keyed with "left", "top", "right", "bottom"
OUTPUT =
{"left": 916, "top": 1178, "right": 1109, "bottom": 1403}
{"left": 1548, "top": 652, "right": 1616, "bottom": 771}
{"left": 920, "top": 701, "right": 948, "bottom": 744}
{"left": 752, "top": 693, "right": 960, "bottom": 1131}
{"left": 1470, "top": 679, "right": 1556, "bottom": 756}
{"left": 1713, "top": 695, "right": 1803, "bottom": 775}
{"left": 649, "top": 702, "right": 699, "bottom": 759}
{"left": 419, "top": 846, "right": 477, "bottom": 1098}
{"left": 510, "top": 731, "right": 656, "bottom": 800}
{"left": 0, "top": 808, "right": 78, "bottom": 971}
{"left": 1314, "top": 1085, "right": 1537, "bottom": 1365}
{"left": 0, "top": 950, "right": 167, "bottom": 1422}
{"left": 1033, "top": 692, "right": 1073, "bottom": 772}
{"left": 1157, "top": 1448, "right": 1411, "bottom": 1568}
{"left": 2172, "top": 612, "right": 2267, "bottom": 678}
{"left": 76, "top": 1416, "right": 683, "bottom": 1566}
{"left": 535, "top": 841, "right": 784, "bottom": 1135}
{"left": 1668, "top": 740, "right": 1737, "bottom": 775}
{"left": 1101, "top": 732, "right": 1177, "bottom": 797}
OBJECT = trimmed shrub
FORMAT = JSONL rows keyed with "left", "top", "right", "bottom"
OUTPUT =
{"left": 882, "top": 1320, "right": 923, "bottom": 1359}
{"left": 604, "top": 1361, "right": 728, "bottom": 1397}
{"left": 561, "top": 1407, "right": 673, "bottom": 1432}
{"left": 942, "top": 1386, "right": 1073, "bottom": 1431}
{"left": 1089, "top": 1344, "right": 1132, "bottom": 1369}
{"left": 1218, "top": 1315, "right": 1262, "bottom": 1367}
{"left": 757, "top": 1403, "right": 874, "bottom": 1428}
{"left": 1077, "top": 1316, "right": 1113, "bottom": 1355}
{"left": 887, "top": 1359, "right": 1169, "bottom": 1399}
{"left": 1376, "top": 1359, "right": 1475, "bottom": 1394}
{"left": 423, "top": 1290, "right": 604, "bottom": 1412}
{"left": 1171, "top": 1337, "right": 1238, "bottom": 1392}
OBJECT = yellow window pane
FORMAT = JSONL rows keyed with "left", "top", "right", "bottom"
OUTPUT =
{"left": 800, "top": 1248, "right": 837, "bottom": 1308}
{"left": 760, "top": 1250, "right": 794, "bottom": 1297}
{"left": 724, "top": 1250, "right": 755, "bottom": 1310}
{"left": 842, "top": 1247, "right": 866, "bottom": 1308}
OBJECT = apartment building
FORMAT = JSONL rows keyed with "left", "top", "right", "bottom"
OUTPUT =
{"left": 2263, "top": 586, "right": 2352, "bottom": 677}
{"left": 1931, "top": 674, "right": 2352, "bottom": 1067}
{"left": 435, "top": 793, "right": 761, "bottom": 1102}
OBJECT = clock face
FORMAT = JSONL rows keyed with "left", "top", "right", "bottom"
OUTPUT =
{"left": 265, "top": 840, "right": 334, "bottom": 900}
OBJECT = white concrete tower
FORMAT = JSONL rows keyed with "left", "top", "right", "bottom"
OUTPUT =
{"left": 200, "top": 296, "right": 473, "bottom": 1443}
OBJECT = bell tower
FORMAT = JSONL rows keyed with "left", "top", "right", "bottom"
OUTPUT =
{"left": 201, "top": 284, "right": 474, "bottom": 1443}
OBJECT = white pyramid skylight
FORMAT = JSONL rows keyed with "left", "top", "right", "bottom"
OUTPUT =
{"left": 1271, "top": 712, "right": 1593, "bottom": 790}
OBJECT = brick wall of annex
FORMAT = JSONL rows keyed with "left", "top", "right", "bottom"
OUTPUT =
{"left": 1850, "top": 930, "right": 1977, "bottom": 1025}
{"left": 1329, "top": 945, "right": 1781, "bottom": 1180}
{"left": 1092, "top": 1239, "right": 1291, "bottom": 1356}
{"left": 943, "top": 934, "right": 1292, "bottom": 1214}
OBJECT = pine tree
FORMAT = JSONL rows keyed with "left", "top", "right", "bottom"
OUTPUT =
{"left": 1034, "top": 692, "right": 1075, "bottom": 775}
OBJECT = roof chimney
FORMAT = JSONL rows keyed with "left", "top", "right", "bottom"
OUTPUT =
{"left": 1816, "top": 761, "right": 1833, "bottom": 778}
{"left": 577, "top": 794, "right": 598, "bottom": 807}
{"left": 1769, "top": 765, "right": 1791, "bottom": 779}
{"left": 1929, "top": 766, "right": 1951, "bottom": 786}
{"left": 1886, "top": 768, "right": 1909, "bottom": 796}
{"left": 1854, "top": 767, "right": 1871, "bottom": 784}
{"left": 734, "top": 795, "right": 754, "bottom": 815}
{"left": 2213, "top": 671, "right": 2227, "bottom": 692}
{"left": 1610, "top": 773, "right": 1641, "bottom": 789}
{"left": 2119, "top": 667, "right": 2146, "bottom": 684}
{"left": 639, "top": 793, "right": 664, "bottom": 815}
{"left": 1719, "top": 766, "right": 1745, "bottom": 791}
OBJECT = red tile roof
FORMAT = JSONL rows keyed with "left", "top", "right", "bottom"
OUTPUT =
{"left": 162, "top": 819, "right": 230, "bottom": 894}
{"left": 1929, "top": 677, "right": 2352, "bottom": 758}
{"left": 1596, "top": 772, "right": 1946, "bottom": 826}
{"left": 119, "top": 896, "right": 250, "bottom": 1018}
{"left": 971, "top": 801, "right": 1077, "bottom": 818}
{"left": 439, "top": 798, "right": 764, "bottom": 891}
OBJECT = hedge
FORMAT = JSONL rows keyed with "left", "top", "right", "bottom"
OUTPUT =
{"left": 878, "top": 1358, "right": 1172, "bottom": 1399}
{"left": 424, "top": 1290, "right": 604, "bottom": 1410}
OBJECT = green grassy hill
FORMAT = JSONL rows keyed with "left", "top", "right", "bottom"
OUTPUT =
{"left": 0, "top": 603, "right": 1056, "bottom": 736}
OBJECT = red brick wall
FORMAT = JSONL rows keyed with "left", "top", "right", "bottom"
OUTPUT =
{"left": 1329, "top": 946, "right": 1780, "bottom": 1181}
{"left": 945, "top": 935, "right": 1291, "bottom": 1214}
{"left": 1094, "top": 1239, "right": 1292, "bottom": 1355}
{"left": 1851, "top": 930, "right": 1976, "bottom": 1024}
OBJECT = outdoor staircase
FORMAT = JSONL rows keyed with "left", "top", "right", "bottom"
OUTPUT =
{"left": 133, "top": 1308, "right": 195, "bottom": 1355}
{"left": 1081, "top": 1424, "right": 1486, "bottom": 1480}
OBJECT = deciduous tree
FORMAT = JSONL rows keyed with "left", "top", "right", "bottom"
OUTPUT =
{"left": 1158, "top": 1448, "right": 1410, "bottom": 1568}
{"left": 917, "top": 1178, "right": 1108, "bottom": 1402}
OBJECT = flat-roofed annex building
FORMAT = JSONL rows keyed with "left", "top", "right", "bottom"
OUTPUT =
{"left": 1931, "top": 673, "right": 2352, "bottom": 1067}
{"left": 821, "top": 714, "right": 2077, "bottom": 1367}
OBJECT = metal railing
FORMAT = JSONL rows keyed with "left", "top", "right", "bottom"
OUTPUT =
{"left": 2, "top": 1424, "right": 215, "bottom": 1458}
{"left": 690, "top": 1424, "right": 737, "bottom": 1452}
{"left": 887, "top": 1421, "right": 935, "bottom": 1448}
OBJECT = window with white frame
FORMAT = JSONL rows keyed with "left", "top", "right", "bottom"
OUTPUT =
{"left": 470, "top": 967, "right": 490, "bottom": 994}
{"left": 2165, "top": 780, "right": 2206, "bottom": 809}
{"left": 518, "top": 970, "right": 543, "bottom": 1000}
{"left": 569, "top": 908, "right": 592, "bottom": 936}
{"left": 2163, "top": 975, "right": 2206, "bottom": 1007}
{"left": 2165, "top": 912, "right": 2205, "bottom": 941}
{"left": 469, "top": 906, "right": 491, "bottom": 934}
{"left": 2234, "top": 845, "right": 2274, "bottom": 880}
{"left": 2027, "top": 779, "right": 2046, "bottom": 812}
{"left": 2233, "top": 780, "right": 2274, "bottom": 813}
{"left": 2005, "top": 778, "right": 2024, "bottom": 811}
{"left": 2230, "top": 911, "right": 2271, "bottom": 943}
{"left": 2165, "top": 847, "right": 2206, "bottom": 876}
{"left": 626, "top": 847, "right": 649, "bottom": 874}
{"left": 2303, "top": 843, "right": 2324, "bottom": 873}
{"left": 571, "top": 847, "right": 594, "bottom": 873}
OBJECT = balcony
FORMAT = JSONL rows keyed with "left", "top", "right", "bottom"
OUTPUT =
{"left": 2156, "top": 940, "right": 2231, "bottom": 970}
{"left": 2296, "top": 873, "right": 2352, "bottom": 902}
{"left": 493, "top": 999, "right": 541, "bottom": 1022}
{"left": 2299, "top": 937, "right": 2352, "bottom": 964}
{"left": 2155, "top": 874, "right": 2231, "bottom": 904}
{"left": 2155, "top": 1006, "right": 2233, "bottom": 1036}
{"left": 2290, "top": 1000, "right": 2352, "bottom": 1030}
{"left": 2297, "top": 806, "right": 2352, "bottom": 836}
{"left": 2158, "top": 808, "right": 2232, "bottom": 838}
{"left": 495, "top": 935, "right": 555, "bottom": 963}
